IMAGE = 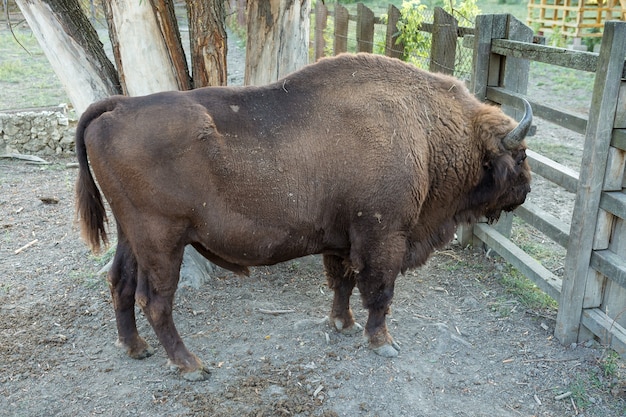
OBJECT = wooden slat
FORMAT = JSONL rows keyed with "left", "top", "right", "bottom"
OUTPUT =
{"left": 612, "top": 129, "right": 626, "bottom": 151}
{"left": 470, "top": 14, "right": 508, "bottom": 99}
{"left": 526, "top": 149, "right": 579, "bottom": 194}
{"left": 486, "top": 87, "right": 588, "bottom": 135}
{"left": 473, "top": 223, "right": 562, "bottom": 301}
{"left": 590, "top": 250, "right": 626, "bottom": 290}
{"left": 491, "top": 38, "right": 599, "bottom": 72}
{"left": 556, "top": 22, "right": 626, "bottom": 344}
{"left": 581, "top": 308, "right": 626, "bottom": 356}
{"left": 333, "top": 4, "right": 349, "bottom": 54}
{"left": 314, "top": 1, "right": 328, "bottom": 61}
{"left": 356, "top": 3, "right": 374, "bottom": 53}
{"left": 600, "top": 190, "right": 626, "bottom": 220}
{"left": 515, "top": 202, "right": 570, "bottom": 248}
{"left": 430, "top": 7, "right": 458, "bottom": 75}
{"left": 385, "top": 4, "right": 403, "bottom": 58}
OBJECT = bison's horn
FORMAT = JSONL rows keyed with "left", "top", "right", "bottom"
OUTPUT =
{"left": 502, "top": 98, "right": 533, "bottom": 149}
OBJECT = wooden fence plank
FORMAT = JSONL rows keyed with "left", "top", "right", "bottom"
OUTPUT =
{"left": 590, "top": 250, "right": 626, "bottom": 290}
{"left": 333, "top": 4, "right": 349, "bottom": 54}
{"left": 486, "top": 87, "right": 588, "bottom": 135}
{"left": 581, "top": 308, "right": 626, "bottom": 355}
{"left": 501, "top": 15, "right": 533, "bottom": 121}
{"left": 600, "top": 190, "right": 626, "bottom": 219}
{"left": 430, "top": 7, "right": 458, "bottom": 75}
{"left": 491, "top": 39, "right": 599, "bottom": 72}
{"left": 474, "top": 224, "right": 562, "bottom": 301}
{"left": 385, "top": 4, "right": 403, "bottom": 58}
{"left": 556, "top": 22, "right": 626, "bottom": 345}
{"left": 526, "top": 149, "right": 579, "bottom": 193}
{"left": 612, "top": 129, "right": 626, "bottom": 151}
{"left": 356, "top": 3, "right": 374, "bottom": 53}
{"left": 314, "top": 1, "right": 328, "bottom": 61}
{"left": 515, "top": 202, "right": 570, "bottom": 248}
{"left": 602, "top": 218, "right": 626, "bottom": 329}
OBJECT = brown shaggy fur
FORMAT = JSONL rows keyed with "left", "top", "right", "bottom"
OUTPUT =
{"left": 75, "top": 53, "right": 531, "bottom": 379}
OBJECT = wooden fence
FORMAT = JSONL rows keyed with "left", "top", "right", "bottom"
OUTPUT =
{"left": 458, "top": 15, "right": 626, "bottom": 355}
{"left": 313, "top": 5, "right": 626, "bottom": 355}
{"left": 312, "top": 3, "right": 474, "bottom": 77}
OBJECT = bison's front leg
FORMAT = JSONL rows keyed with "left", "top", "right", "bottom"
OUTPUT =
{"left": 323, "top": 254, "right": 363, "bottom": 335}
{"left": 357, "top": 270, "right": 401, "bottom": 357}
{"left": 353, "top": 235, "right": 405, "bottom": 358}
{"left": 108, "top": 235, "right": 154, "bottom": 359}
{"left": 135, "top": 263, "right": 210, "bottom": 382}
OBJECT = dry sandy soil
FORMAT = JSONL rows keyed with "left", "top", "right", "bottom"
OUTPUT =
{"left": 2, "top": 18, "right": 626, "bottom": 417}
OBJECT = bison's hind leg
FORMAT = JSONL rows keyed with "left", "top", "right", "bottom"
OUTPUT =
{"left": 323, "top": 254, "right": 363, "bottom": 335}
{"left": 108, "top": 234, "right": 154, "bottom": 359}
{"left": 134, "top": 244, "right": 210, "bottom": 382}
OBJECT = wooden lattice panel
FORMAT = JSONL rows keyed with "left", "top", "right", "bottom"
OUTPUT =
{"left": 527, "top": 0, "right": 625, "bottom": 38}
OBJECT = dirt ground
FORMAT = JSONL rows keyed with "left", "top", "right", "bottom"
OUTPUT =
{"left": 2, "top": 155, "right": 625, "bottom": 417}
{"left": 2, "top": 17, "right": 626, "bottom": 417}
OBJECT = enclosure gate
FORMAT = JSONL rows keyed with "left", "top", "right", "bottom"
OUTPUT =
{"left": 459, "top": 15, "right": 626, "bottom": 355}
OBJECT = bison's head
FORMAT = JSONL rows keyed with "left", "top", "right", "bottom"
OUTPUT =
{"left": 467, "top": 99, "right": 533, "bottom": 223}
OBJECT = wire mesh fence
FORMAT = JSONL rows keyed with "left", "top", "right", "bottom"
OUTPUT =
{"left": 312, "top": 4, "right": 474, "bottom": 81}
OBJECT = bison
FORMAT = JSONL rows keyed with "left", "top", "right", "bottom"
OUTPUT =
{"left": 76, "top": 53, "right": 532, "bottom": 381}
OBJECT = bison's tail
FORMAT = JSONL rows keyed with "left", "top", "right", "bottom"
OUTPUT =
{"left": 75, "top": 98, "right": 118, "bottom": 254}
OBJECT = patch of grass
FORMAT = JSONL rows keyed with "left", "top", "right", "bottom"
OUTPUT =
{"left": 600, "top": 349, "right": 621, "bottom": 379}
{"left": 526, "top": 141, "right": 582, "bottom": 170}
{"left": 0, "top": 30, "right": 69, "bottom": 109}
{"left": 91, "top": 244, "right": 116, "bottom": 266}
{"left": 498, "top": 266, "right": 558, "bottom": 311}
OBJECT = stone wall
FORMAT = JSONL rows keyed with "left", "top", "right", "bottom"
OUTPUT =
{"left": 0, "top": 105, "right": 76, "bottom": 156}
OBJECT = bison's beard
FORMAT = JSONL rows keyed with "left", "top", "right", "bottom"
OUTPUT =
{"left": 485, "top": 183, "right": 531, "bottom": 224}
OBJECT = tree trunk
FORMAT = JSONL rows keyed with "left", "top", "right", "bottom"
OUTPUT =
{"left": 244, "top": 0, "right": 310, "bottom": 85}
{"left": 102, "top": 0, "right": 187, "bottom": 95}
{"left": 187, "top": 0, "right": 228, "bottom": 87}
{"left": 13, "top": 0, "right": 120, "bottom": 115}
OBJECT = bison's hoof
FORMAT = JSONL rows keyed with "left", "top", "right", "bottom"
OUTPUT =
{"left": 168, "top": 361, "right": 211, "bottom": 382}
{"left": 329, "top": 317, "right": 363, "bottom": 335}
{"left": 182, "top": 367, "right": 211, "bottom": 382}
{"left": 372, "top": 341, "right": 400, "bottom": 358}
{"left": 116, "top": 338, "right": 154, "bottom": 359}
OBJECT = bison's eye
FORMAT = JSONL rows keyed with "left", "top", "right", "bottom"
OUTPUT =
{"left": 516, "top": 151, "right": 527, "bottom": 165}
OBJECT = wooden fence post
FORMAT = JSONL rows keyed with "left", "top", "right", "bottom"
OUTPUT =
{"left": 457, "top": 14, "right": 532, "bottom": 246}
{"left": 385, "top": 4, "right": 403, "bottom": 58}
{"left": 555, "top": 21, "right": 626, "bottom": 345}
{"left": 457, "top": 14, "right": 508, "bottom": 247}
{"left": 334, "top": 4, "right": 349, "bottom": 55}
{"left": 357, "top": 3, "right": 374, "bottom": 53}
{"left": 494, "top": 15, "right": 533, "bottom": 238}
{"left": 429, "top": 7, "right": 458, "bottom": 75}
{"left": 314, "top": 1, "right": 328, "bottom": 61}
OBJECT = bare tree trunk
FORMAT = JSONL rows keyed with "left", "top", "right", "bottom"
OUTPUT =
{"left": 14, "top": 0, "right": 120, "bottom": 115}
{"left": 244, "top": 0, "right": 310, "bottom": 85}
{"left": 150, "top": 0, "right": 192, "bottom": 90}
{"left": 102, "top": 0, "right": 187, "bottom": 95}
{"left": 187, "top": 0, "right": 227, "bottom": 87}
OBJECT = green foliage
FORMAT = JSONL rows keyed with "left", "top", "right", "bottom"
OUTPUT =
{"left": 395, "top": 1, "right": 430, "bottom": 67}
{"left": 498, "top": 267, "right": 558, "bottom": 311}
{"left": 396, "top": 0, "right": 480, "bottom": 68}
{"left": 444, "top": 0, "right": 480, "bottom": 27}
